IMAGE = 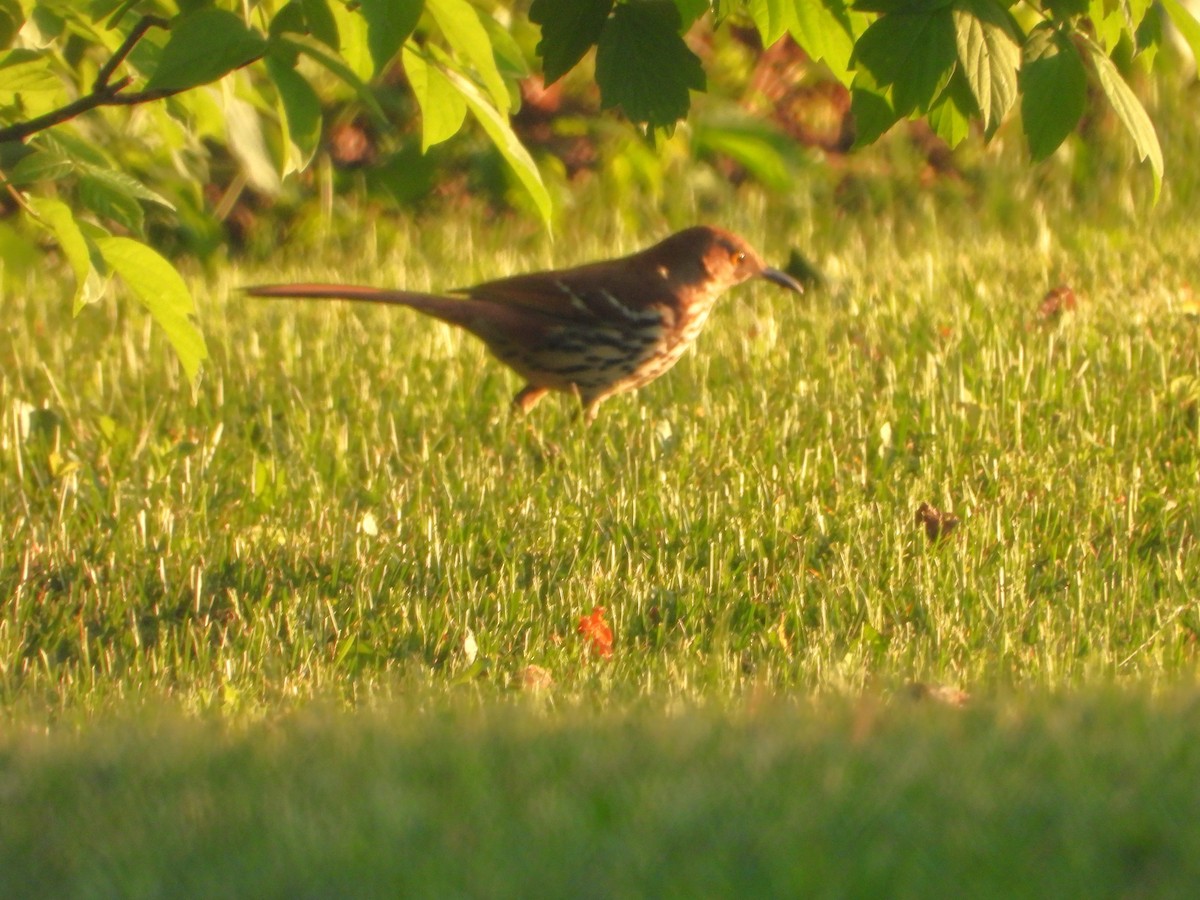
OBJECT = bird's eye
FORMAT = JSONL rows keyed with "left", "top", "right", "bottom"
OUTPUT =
{"left": 732, "top": 250, "right": 746, "bottom": 265}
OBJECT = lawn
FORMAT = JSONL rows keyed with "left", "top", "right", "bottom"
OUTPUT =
{"left": 4, "top": 125, "right": 1200, "bottom": 891}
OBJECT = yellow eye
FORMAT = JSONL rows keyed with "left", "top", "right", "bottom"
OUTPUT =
{"left": 731, "top": 250, "right": 746, "bottom": 265}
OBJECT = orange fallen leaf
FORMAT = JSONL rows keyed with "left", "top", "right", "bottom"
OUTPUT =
{"left": 578, "top": 606, "right": 614, "bottom": 659}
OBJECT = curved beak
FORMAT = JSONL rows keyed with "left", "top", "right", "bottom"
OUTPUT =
{"left": 760, "top": 267, "right": 804, "bottom": 293}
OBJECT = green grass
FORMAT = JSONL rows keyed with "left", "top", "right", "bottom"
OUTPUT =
{"left": 6, "top": 186, "right": 1199, "bottom": 707}
{"left": 5, "top": 692, "right": 1200, "bottom": 897}
{"left": 5, "top": 113, "right": 1200, "bottom": 891}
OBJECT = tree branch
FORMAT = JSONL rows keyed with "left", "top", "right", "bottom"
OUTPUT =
{"left": 93, "top": 15, "right": 169, "bottom": 92}
{"left": 0, "top": 14, "right": 206, "bottom": 144}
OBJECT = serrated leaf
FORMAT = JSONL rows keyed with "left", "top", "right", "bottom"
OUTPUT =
{"left": 530, "top": 0, "right": 613, "bottom": 84}
{"left": 928, "top": 71, "right": 974, "bottom": 147}
{"left": 747, "top": 0, "right": 798, "bottom": 45}
{"left": 445, "top": 70, "right": 551, "bottom": 226}
{"left": 1126, "top": 0, "right": 1152, "bottom": 33}
{"left": 1134, "top": 3, "right": 1162, "bottom": 71}
{"left": 791, "top": 0, "right": 866, "bottom": 85}
{"left": 594, "top": 2, "right": 705, "bottom": 128}
{"left": 1087, "top": 0, "right": 1125, "bottom": 51}
{"left": 145, "top": 9, "right": 266, "bottom": 92}
{"left": 427, "top": 0, "right": 510, "bottom": 114}
{"left": 77, "top": 164, "right": 175, "bottom": 210}
{"left": 853, "top": 8, "right": 957, "bottom": 116}
{"left": 37, "top": 129, "right": 107, "bottom": 166}
{"left": 96, "top": 236, "right": 208, "bottom": 386}
{"left": 952, "top": 0, "right": 1020, "bottom": 131}
{"left": 1161, "top": 0, "right": 1200, "bottom": 64}
{"left": 850, "top": 69, "right": 899, "bottom": 146}
{"left": 27, "top": 196, "right": 105, "bottom": 312}
{"left": 1084, "top": 35, "right": 1163, "bottom": 198}
{"left": 79, "top": 176, "right": 145, "bottom": 235}
{"left": 1019, "top": 24, "right": 1086, "bottom": 160}
{"left": 403, "top": 48, "right": 467, "bottom": 149}
{"left": 358, "top": 0, "right": 421, "bottom": 73}
{"left": 266, "top": 53, "right": 322, "bottom": 174}
{"left": 7, "top": 147, "right": 73, "bottom": 184}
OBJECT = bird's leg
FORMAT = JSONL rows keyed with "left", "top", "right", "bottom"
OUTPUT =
{"left": 572, "top": 385, "right": 603, "bottom": 425}
{"left": 512, "top": 384, "right": 549, "bottom": 414}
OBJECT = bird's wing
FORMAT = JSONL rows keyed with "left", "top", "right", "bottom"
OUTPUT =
{"left": 460, "top": 259, "right": 673, "bottom": 326}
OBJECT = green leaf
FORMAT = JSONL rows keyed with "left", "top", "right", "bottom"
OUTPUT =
{"left": 673, "top": 0, "right": 709, "bottom": 27}
{"left": 1042, "top": 0, "right": 1088, "bottom": 17}
{"left": 529, "top": 0, "right": 613, "bottom": 84}
{"left": 77, "top": 164, "right": 175, "bottom": 211}
{"left": 426, "top": 0, "right": 510, "bottom": 113}
{"left": 952, "top": 0, "right": 1021, "bottom": 131}
{"left": 403, "top": 48, "right": 467, "bottom": 150}
{"left": 849, "top": 70, "right": 899, "bottom": 146}
{"left": 358, "top": 0, "right": 421, "bottom": 73}
{"left": 266, "top": 53, "right": 322, "bottom": 174}
{"left": 1087, "top": 0, "right": 1125, "bottom": 52}
{"left": 0, "top": 0, "right": 23, "bottom": 48}
{"left": 1019, "top": 24, "right": 1086, "bottom": 161}
{"left": 927, "top": 71, "right": 975, "bottom": 147}
{"left": 222, "top": 84, "right": 281, "bottom": 195}
{"left": 853, "top": 8, "right": 957, "bottom": 116}
{"left": 145, "top": 9, "right": 266, "bottom": 92}
{"left": 1125, "top": 0, "right": 1152, "bottom": 33}
{"left": 853, "top": 0, "right": 955, "bottom": 12}
{"left": 692, "top": 116, "right": 798, "bottom": 191}
{"left": 79, "top": 176, "right": 144, "bottom": 235}
{"left": 1135, "top": 2, "right": 1163, "bottom": 71}
{"left": 1161, "top": 0, "right": 1200, "bottom": 64}
{"left": 791, "top": 1, "right": 866, "bottom": 85}
{"left": 269, "top": 2, "right": 307, "bottom": 39}
{"left": 480, "top": 16, "right": 530, "bottom": 81}
{"left": 747, "top": 0, "right": 798, "bottom": 45}
{"left": 96, "top": 236, "right": 208, "bottom": 386}
{"left": 327, "top": 1, "right": 373, "bottom": 81}
{"left": 300, "top": 0, "right": 339, "bottom": 49}
{"left": 1083, "top": 35, "right": 1163, "bottom": 198}
{"left": 594, "top": 2, "right": 705, "bottom": 128}
{"left": 27, "top": 196, "right": 105, "bottom": 313}
{"left": 0, "top": 49, "right": 58, "bottom": 93}
{"left": 277, "top": 33, "right": 388, "bottom": 125}
{"left": 445, "top": 70, "right": 551, "bottom": 227}
{"left": 6, "top": 147, "right": 73, "bottom": 184}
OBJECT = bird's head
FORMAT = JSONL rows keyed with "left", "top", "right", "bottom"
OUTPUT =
{"left": 657, "top": 226, "right": 804, "bottom": 295}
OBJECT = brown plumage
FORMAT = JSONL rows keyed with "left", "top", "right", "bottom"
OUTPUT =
{"left": 246, "top": 226, "right": 802, "bottom": 421}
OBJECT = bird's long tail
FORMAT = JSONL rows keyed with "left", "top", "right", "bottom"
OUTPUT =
{"left": 245, "top": 283, "right": 478, "bottom": 331}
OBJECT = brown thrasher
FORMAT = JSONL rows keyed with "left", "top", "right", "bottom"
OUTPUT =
{"left": 247, "top": 226, "right": 802, "bottom": 421}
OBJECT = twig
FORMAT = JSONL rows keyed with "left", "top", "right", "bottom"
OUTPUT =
{"left": 0, "top": 14, "right": 262, "bottom": 144}
{"left": 93, "top": 14, "right": 169, "bottom": 92}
